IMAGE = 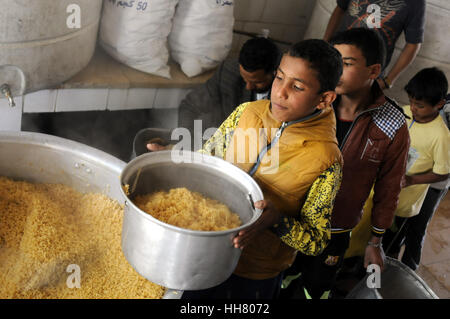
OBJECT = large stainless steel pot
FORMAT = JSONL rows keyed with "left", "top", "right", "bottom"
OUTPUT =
{"left": 120, "top": 150, "right": 264, "bottom": 291}
{"left": 0, "top": 131, "right": 124, "bottom": 199}
{"left": 0, "top": 131, "right": 180, "bottom": 299}
{"left": 346, "top": 257, "right": 439, "bottom": 299}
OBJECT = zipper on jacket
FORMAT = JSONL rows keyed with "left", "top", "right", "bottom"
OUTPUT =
{"left": 248, "top": 110, "right": 322, "bottom": 176}
{"left": 339, "top": 106, "right": 382, "bottom": 150}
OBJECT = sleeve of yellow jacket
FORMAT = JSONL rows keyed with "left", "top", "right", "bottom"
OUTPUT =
{"left": 272, "top": 163, "right": 342, "bottom": 256}
{"left": 200, "top": 102, "right": 343, "bottom": 257}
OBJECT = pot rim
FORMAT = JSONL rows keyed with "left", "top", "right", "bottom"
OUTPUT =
{"left": 119, "top": 150, "right": 264, "bottom": 237}
{"left": 0, "top": 130, "right": 126, "bottom": 173}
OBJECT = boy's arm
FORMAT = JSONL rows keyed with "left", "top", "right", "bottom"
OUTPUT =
{"left": 371, "top": 124, "right": 410, "bottom": 237}
{"left": 323, "top": 5, "right": 346, "bottom": 42}
{"left": 363, "top": 125, "right": 409, "bottom": 270}
{"left": 403, "top": 172, "right": 449, "bottom": 187}
{"left": 379, "top": 0, "right": 425, "bottom": 89}
{"left": 404, "top": 122, "right": 450, "bottom": 186}
{"left": 271, "top": 162, "right": 343, "bottom": 256}
{"left": 377, "top": 43, "right": 421, "bottom": 90}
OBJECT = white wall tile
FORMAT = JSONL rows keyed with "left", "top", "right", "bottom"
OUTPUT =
{"left": 55, "top": 89, "right": 108, "bottom": 112}
{"left": 23, "top": 89, "right": 57, "bottom": 113}
{"left": 0, "top": 96, "right": 23, "bottom": 131}
{"left": 106, "top": 88, "right": 128, "bottom": 111}
{"left": 261, "top": 0, "right": 313, "bottom": 25}
{"left": 234, "top": 0, "right": 267, "bottom": 22}
{"left": 280, "top": 23, "right": 308, "bottom": 44}
{"left": 230, "top": 21, "right": 245, "bottom": 57}
{"left": 153, "top": 88, "right": 191, "bottom": 109}
{"left": 242, "top": 22, "right": 287, "bottom": 43}
{"left": 233, "top": 33, "right": 253, "bottom": 58}
{"left": 126, "top": 88, "right": 157, "bottom": 110}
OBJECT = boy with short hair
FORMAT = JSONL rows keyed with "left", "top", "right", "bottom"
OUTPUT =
{"left": 179, "top": 39, "right": 344, "bottom": 299}
{"left": 382, "top": 67, "right": 450, "bottom": 264}
{"left": 281, "top": 28, "right": 410, "bottom": 299}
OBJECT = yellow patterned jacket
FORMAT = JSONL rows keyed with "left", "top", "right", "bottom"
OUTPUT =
{"left": 201, "top": 99, "right": 343, "bottom": 280}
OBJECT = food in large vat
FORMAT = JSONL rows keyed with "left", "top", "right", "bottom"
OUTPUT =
{"left": 0, "top": 177, "right": 165, "bottom": 299}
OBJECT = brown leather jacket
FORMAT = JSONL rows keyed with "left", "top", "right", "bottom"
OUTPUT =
{"left": 331, "top": 85, "right": 410, "bottom": 236}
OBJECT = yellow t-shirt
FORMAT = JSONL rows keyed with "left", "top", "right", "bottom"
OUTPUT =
{"left": 395, "top": 106, "right": 450, "bottom": 218}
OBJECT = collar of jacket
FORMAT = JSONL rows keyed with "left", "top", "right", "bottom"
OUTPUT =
{"left": 333, "top": 80, "right": 386, "bottom": 116}
{"left": 261, "top": 102, "right": 338, "bottom": 147}
{"left": 248, "top": 108, "right": 324, "bottom": 176}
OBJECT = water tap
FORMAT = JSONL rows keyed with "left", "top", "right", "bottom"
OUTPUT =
{"left": 0, "top": 84, "right": 15, "bottom": 107}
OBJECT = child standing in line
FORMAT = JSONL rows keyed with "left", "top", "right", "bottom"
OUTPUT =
{"left": 382, "top": 68, "right": 450, "bottom": 262}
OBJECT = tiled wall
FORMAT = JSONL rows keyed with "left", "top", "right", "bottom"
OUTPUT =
{"left": 0, "top": 96, "right": 23, "bottom": 131}
{"left": 23, "top": 88, "right": 191, "bottom": 113}
{"left": 230, "top": 0, "right": 316, "bottom": 56}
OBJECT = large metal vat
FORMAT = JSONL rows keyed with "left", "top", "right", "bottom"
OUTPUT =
{"left": 0, "top": 0, "right": 103, "bottom": 94}
{"left": 120, "top": 150, "right": 264, "bottom": 291}
{"left": 0, "top": 131, "right": 180, "bottom": 299}
{"left": 0, "top": 131, "right": 123, "bottom": 197}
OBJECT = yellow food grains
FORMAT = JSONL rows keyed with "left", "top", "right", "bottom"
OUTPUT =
{"left": 134, "top": 187, "right": 242, "bottom": 231}
{"left": 0, "top": 176, "right": 165, "bottom": 299}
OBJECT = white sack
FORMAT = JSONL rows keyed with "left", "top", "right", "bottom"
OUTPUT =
{"left": 99, "top": 0, "right": 178, "bottom": 78}
{"left": 169, "top": 0, "right": 234, "bottom": 77}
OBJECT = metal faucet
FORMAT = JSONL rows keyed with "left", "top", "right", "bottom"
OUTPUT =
{"left": 0, "top": 64, "right": 26, "bottom": 109}
{"left": 0, "top": 83, "right": 16, "bottom": 107}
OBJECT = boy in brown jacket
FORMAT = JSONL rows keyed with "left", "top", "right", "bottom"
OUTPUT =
{"left": 282, "top": 28, "right": 410, "bottom": 299}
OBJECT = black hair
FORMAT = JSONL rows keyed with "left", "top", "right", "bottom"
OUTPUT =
{"left": 405, "top": 67, "right": 449, "bottom": 106}
{"left": 330, "top": 27, "right": 386, "bottom": 69}
{"left": 238, "top": 37, "right": 280, "bottom": 74}
{"left": 287, "top": 39, "right": 343, "bottom": 93}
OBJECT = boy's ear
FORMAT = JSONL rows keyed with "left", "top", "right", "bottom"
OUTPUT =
{"left": 436, "top": 99, "right": 446, "bottom": 111}
{"left": 368, "top": 63, "right": 382, "bottom": 80}
{"left": 317, "top": 91, "right": 337, "bottom": 110}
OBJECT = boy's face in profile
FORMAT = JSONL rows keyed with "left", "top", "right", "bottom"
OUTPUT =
{"left": 333, "top": 44, "right": 377, "bottom": 95}
{"left": 408, "top": 96, "right": 442, "bottom": 123}
{"left": 270, "top": 55, "right": 325, "bottom": 123}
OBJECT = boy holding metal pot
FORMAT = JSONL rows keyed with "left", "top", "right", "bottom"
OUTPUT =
{"left": 148, "top": 39, "right": 344, "bottom": 299}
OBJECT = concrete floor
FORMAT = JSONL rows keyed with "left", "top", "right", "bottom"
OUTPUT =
{"left": 416, "top": 192, "right": 450, "bottom": 298}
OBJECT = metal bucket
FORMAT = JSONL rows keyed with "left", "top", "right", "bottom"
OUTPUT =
{"left": 120, "top": 150, "right": 264, "bottom": 290}
{"left": 346, "top": 257, "right": 439, "bottom": 299}
{"left": 130, "top": 127, "right": 173, "bottom": 160}
{"left": 0, "top": 131, "right": 179, "bottom": 298}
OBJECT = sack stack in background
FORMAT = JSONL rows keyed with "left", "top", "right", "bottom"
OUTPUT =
{"left": 99, "top": 0, "right": 178, "bottom": 79}
{"left": 169, "top": 0, "right": 234, "bottom": 77}
{"left": 99, "top": 0, "right": 234, "bottom": 79}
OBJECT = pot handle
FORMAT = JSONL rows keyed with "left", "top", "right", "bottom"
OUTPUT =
{"left": 248, "top": 193, "right": 255, "bottom": 210}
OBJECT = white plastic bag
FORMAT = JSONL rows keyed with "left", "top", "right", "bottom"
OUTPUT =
{"left": 99, "top": 0, "right": 178, "bottom": 78}
{"left": 169, "top": 0, "right": 234, "bottom": 77}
